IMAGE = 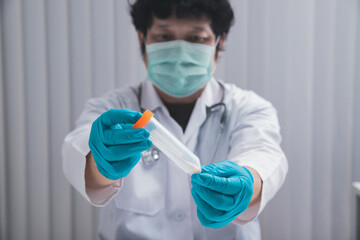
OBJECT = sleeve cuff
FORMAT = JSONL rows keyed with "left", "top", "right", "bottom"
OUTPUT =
{"left": 233, "top": 200, "right": 261, "bottom": 225}
{"left": 229, "top": 146, "right": 288, "bottom": 224}
{"left": 86, "top": 179, "right": 124, "bottom": 207}
{"left": 62, "top": 124, "right": 124, "bottom": 207}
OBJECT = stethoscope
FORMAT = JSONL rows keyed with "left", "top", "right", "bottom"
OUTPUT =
{"left": 135, "top": 81, "right": 227, "bottom": 167}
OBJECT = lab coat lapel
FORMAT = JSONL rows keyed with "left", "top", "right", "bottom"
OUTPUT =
{"left": 184, "top": 78, "right": 222, "bottom": 149}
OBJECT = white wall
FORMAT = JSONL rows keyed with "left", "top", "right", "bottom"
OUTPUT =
{"left": 0, "top": 0, "right": 359, "bottom": 239}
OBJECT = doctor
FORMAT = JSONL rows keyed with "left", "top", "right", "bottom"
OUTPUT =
{"left": 62, "top": 0, "right": 288, "bottom": 239}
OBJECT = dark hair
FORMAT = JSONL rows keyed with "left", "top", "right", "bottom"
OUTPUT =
{"left": 128, "top": 0, "right": 234, "bottom": 55}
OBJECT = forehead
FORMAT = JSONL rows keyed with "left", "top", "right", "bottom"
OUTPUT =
{"left": 150, "top": 14, "right": 213, "bottom": 32}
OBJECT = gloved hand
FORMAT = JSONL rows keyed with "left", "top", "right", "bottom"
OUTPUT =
{"left": 191, "top": 160, "right": 254, "bottom": 229}
{"left": 89, "top": 109, "right": 152, "bottom": 180}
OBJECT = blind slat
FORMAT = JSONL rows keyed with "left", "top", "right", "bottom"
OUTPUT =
{"left": 69, "top": 1, "right": 95, "bottom": 239}
{"left": 91, "top": 0, "right": 115, "bottom": 96}
{"left": 246, "top": 0, "right": 267, "bottom": 96}
{"left": 287, "top": 0, "right": 315, "bottom": 239}
{"left": 224, "top": 0, "right": 249, "bottom": 88}
{"left": 0, "top": 2, "right": 7, "bottom": 238}
{"left": 2, "top": 0, "right": 28, "bottom": 239}
{"left": 331, "top": 1, "right": 358, "bottom": 238}
{"left": 22, "top": 0, "right": 50, "bottom": 239}
{"left": 69, "top": 0, "right": 92, "bottom": 124}
{"left": 311, "top": 0, "right": 337, "bottom": 239}
{"left": 260, "top": 0, "right": 292, "bottom": 239}
{"left": 45, "top": 1, "right": 73, "bottom": 240}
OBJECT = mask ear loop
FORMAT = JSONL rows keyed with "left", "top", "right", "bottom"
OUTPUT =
{"left": 211, "top": 36, "right": 222, "bottom": 75}
{"left": 143, "top": 36, "right": 147, "bottom": 46}
{"left": 215, "top": 36, "right": 221, "bottom": 48}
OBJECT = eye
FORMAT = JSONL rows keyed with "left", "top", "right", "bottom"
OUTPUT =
{"left": 156, "top": 34, "right": 173, "bottom": 42}
{"left": 188, "top": 35, "right": 206, "bottom": 43}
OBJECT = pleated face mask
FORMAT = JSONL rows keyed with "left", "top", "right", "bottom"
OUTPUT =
{"left": 146, "top": 40, "right": 216, "bottom": 98}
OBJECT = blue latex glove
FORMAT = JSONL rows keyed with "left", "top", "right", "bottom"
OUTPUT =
{"left": 89, "top": 109, "right": 152, "bottom": 180}
{"left": 191, "top": 160, "right": 254, "bottom": 229}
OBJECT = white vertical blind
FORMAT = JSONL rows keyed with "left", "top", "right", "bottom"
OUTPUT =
{"left": 1, "top": 0, "right": 359, "bottom": 239}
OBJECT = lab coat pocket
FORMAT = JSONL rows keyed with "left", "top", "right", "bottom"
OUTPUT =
{"left": 114, "top": 155, "right": 166, "bottom": 216}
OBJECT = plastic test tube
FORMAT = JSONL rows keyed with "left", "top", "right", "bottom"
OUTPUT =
{"left": 132, "top": 110, "right": 201, "bottom": 174}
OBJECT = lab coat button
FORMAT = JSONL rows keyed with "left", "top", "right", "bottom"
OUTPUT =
{"left": 175, "top": 212, "right": 185, "bottom": 221}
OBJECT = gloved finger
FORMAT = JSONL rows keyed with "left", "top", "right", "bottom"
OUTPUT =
{"left": 197, "top": 208, "right": 241, "bottom": 229}
{"left": 104, "top": 140, "right": 152, "bottom": 161}
{"left": 89, "top": 142, "right": 121, "bottom": 179}
{"left": 192, "top": 189, "right": 217, "bottom": 228}
{"left": 191, "top": 173, "right": 242, "bottom": 195}
{"left": 195, "top": 202, "right": 217, "bottom": 228}
{"left": 100, "top": 109, "right": 142, "bottom": 128}
{"left": 191, "top": 187, "right": 228, "bottom": 222}
{"left": 92, "top": 132, "right": 152, "bottom": 161}
{"left": 191, "top": 184, "right": 236, "bottom": 211}
{"left": 193, "top": 187, "right": 245, "bottom": 224}
{"left": 107, "top": 155, "right": 141, "bottom": 178}
{"left": 101, "top": 128, "right": 150, "bottom": 145}
{"left": 195, "top": 208, "right": 230, "bottom": 229}
{"left": 232, "top": 187, "right": 254, "bottom": 213}
{"left": 95, "top": 153, "right": 141, "bottom": 180}
{"left": 200, "top": 160, "right": 242, "bottom": 178}
{"left": 120, "top": 123, "right": 136, "bottom": 129}
{"left": 111, "top": 123, "right": 136, "bottom": 130}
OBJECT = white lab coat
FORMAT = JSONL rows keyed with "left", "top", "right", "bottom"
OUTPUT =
{"left": 62, "top": 78, "right": 288, "bottom": 240}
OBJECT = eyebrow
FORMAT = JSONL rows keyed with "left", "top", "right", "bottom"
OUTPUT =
{"left": 153, "top": 24, "right": 208, "bottom": 32}
{"left": 154, "top": 24, "right": 172, "bottom": 29}
{"left": 192, "top": 26, "right": 207, "bottom": 31}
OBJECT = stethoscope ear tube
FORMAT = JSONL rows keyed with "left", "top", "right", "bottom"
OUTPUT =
{"left": 201, "top": 102, "right": 227, "bottom": 164}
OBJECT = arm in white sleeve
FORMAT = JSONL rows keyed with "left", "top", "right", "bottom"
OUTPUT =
{"left": 62, "top": 94, "right": 126, "bottom": 207}
{"left": 228, "top": 91, "right": 288, "bottom": 224}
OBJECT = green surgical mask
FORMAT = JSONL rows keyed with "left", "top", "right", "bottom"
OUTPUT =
{"left": 146, "top": 40, "right": 217, "bottom": 98}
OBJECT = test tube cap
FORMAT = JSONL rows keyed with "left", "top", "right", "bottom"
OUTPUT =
{"left": 132, "top": 110, "right": 154, "bottom": 129}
